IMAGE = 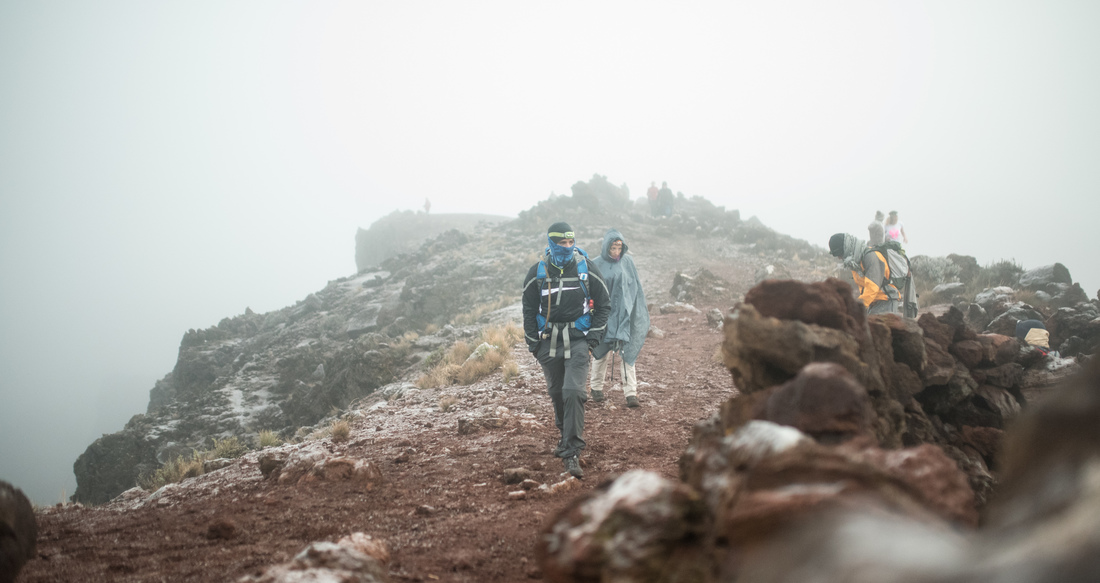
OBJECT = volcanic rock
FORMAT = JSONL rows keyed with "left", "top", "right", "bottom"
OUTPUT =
{"left": 0, "top": 481, "right": 36, "bottom": 583}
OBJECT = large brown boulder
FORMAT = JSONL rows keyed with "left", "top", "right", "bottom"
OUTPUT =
{"left": 760, "top": 363, "right": 876, "bottom": 444}
{"left": 544, "top": 421, "right": 978, "bottom": 582}
{"left": 734, "top": 353, "right": 1100, "bottom": 583}
{"left": 743, "top": 278, "right": 867, "bottom": 341}
{"left": 0, "top": 481, "right": 36, "bottom": 583}
{"left": 536, "top": 470, "right": 709, "bottom": 583}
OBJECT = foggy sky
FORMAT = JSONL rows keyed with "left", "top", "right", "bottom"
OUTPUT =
{"left": 2, "top": 1, "right": 1098, "bottom": 504}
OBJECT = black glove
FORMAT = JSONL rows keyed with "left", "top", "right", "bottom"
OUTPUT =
{"left": 587, "top": 338, "right": 599, "bottom": 350}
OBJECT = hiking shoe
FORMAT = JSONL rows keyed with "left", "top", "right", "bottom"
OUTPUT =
{"left": 591, "top": 390, "right": 605, "bottom": 402}
{"left": 626, "top": 395, "right": 640, "bottom": 408}
{"left": 564, "top": 455, "right": 584, "bottom": 479}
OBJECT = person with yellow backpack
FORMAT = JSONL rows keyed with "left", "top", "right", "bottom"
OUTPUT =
{"left": 829, "top": 232, "right": 917, "bottom": 317}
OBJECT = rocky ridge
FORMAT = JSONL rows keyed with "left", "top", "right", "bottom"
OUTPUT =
{"left": 72, "top": 182, "right": 782, "bottom": 505}
{"left": 44, "top": 179, "right": 1100, "bottom": 582}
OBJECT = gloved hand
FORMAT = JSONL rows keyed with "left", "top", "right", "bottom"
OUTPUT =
{"left": 587, "top": 338, "right": 599, "bottom": 350}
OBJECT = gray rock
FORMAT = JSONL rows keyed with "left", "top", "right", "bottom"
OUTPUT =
{"left": 706, "top": 308, "right": 725, "bottom": 328}
{"left": 346, "top": 305, "right": 382, "bottom": 338}
{"left": 932, "top": 282, "right": 967, "bottom": 296}
{"left": 202, "top": 458, "right": 233, "bottom": 473}
{"left": 659, "top": 302, "right": 702, "bottom": 314}
{"left": 987, "top": 304, "right": 1045, "bottom": 336}
{"left": 1018, "top": 263, "right": 1072, "bottom": 289}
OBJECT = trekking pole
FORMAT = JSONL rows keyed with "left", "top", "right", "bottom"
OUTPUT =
{"left": 609, "top": 348, "right": 618, "bottom": 388}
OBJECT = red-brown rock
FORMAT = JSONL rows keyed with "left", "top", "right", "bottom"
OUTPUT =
{"left": 761, "top": 362, "right": 875, "bottom": 444}
{"left": 744, "top": 278, "right": 868, "bottom": 342}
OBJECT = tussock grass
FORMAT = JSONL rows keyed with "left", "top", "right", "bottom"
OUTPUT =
{"left": 138, "top": 435, "right": 254, "bottom": 492}
{"left": 502, "top": 361, "right": 520, "bottom": 384}
{"left": 139, "top": 451, "right": 205, "bottom": 492}
{"left": 417, "top": 323, "right": 523, "bottom": 389}
{"left": 212, "top": 436, "right": 249, "bottom": 459}
{"left": 973, "top": 260, "right": 1024, "bottom": 291}
{"left": 257, "top": 430, "right": 283, "bottom": 448}
{"left": 331, "top": 419, "right": 351, "bottom": 442}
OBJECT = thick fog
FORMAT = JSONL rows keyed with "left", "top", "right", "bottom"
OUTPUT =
{"left": 2, "top": 2, "right": 1098, "bottom": 504}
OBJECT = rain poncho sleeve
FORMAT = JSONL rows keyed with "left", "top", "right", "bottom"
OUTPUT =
{"left": 589, "top": 229, "right": 650, "bottom": 365}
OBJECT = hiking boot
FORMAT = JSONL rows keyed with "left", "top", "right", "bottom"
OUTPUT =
{"left": 626, "top": 395, "right": 640, "bottom": 408}
{"left": 554, "top": 438, "right": 565, "bottom": 456}
{"left": 563, "top": 455, "right": 584, "bottom": 479}
{"left": 591, "top": 390, "right": 605, "bottom": 402}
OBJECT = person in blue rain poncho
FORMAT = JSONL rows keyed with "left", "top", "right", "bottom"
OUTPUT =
{"left": 588, "top": 229, "right": 650, "bottom": 408}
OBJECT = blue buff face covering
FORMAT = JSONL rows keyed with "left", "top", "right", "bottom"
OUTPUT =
{"left": 546, "top": 238, "right": 575, "bottom": 268}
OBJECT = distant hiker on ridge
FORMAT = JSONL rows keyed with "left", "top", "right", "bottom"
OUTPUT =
{"left": 885, "top": 210, "right": 908, "bottom": 246}
{"left": 868, "top": 211, "right": 885, "bottom": 246}
{"left": 588, "top": 228, "right": 649, "bottom": 409}
{"left": 647, "top": 181, "right": 659, "bottom": 216}
{"left": 829, "top": 232, "right": 916, "bottom": 317}
{"left": 522, "top": 222, "right": 610, "bottom": 479}
{"left": 657, "top": 181, "right": 674, "bottom": 217}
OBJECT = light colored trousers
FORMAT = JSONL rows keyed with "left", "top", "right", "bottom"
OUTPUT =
{"left": 590, "top": 352, "right": 637, "bottom": 397}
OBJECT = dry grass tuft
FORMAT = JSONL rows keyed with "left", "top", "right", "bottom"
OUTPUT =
{"left": 212, "top": 436, "right": 249, "bottom": 459}
{"left": 257, "top": 430, "right": 283, "bottom": 448}
{"left": 416, "top": 324, "right": 523, "bottom": 389}
{"left": 331, "top": 419, "right": 351, "bottom": 442}
{"left": 139, "top": 451, "right": 205, "bottom": 492}
{"left": 502, "top": 361, "right": 520, "bottom": 384}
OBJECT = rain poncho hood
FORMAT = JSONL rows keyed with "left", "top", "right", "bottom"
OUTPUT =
{"left": 590, "top": 229, "right": 649, "bottom": 364}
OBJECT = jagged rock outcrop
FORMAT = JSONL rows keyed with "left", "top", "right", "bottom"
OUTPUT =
{"left": 538, "top": 277, "right": 1096, "bottom": 581}
{"left": 73, "top": 221, "right": 526, "bottom": 504}
{"left": 669, "top": 268, "right": 736, "bottom": 304}
{"left": 72, "top": 184, "right": 1096, "bottom": 516}
{"left": 735, "top": 358, "right": 1100, "bottom": 583}
{"left": 0, "top": 481, "right": 36, "bottom": 583}
{"left": 72, "top": 181, "right": 773, "bottom": 506}
{"left": 910, "top": 258, "right": 1100, "bottom": 361}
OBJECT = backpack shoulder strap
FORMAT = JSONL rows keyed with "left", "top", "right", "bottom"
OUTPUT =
{"left": 575, "top": 252, "right": 590, "bottom": 299}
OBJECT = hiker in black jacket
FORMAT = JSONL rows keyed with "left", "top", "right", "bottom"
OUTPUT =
{"left": 522, "top": 222, "right": 610, "bottom": 479}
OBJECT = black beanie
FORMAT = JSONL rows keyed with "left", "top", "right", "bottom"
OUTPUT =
{"left": 828, "top": 233, "right": 846, "bottom": 257}
{"left": 547, "top": 222, "right": 574, "bottom": 243}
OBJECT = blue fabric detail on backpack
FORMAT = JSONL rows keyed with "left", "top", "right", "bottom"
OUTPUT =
{"left": 535, "top": 247, "right": 591, "bottom": 333}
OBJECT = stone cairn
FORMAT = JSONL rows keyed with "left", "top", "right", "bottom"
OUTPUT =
{"left": 536, "top": 277, "right": 1098, "bottom": 582}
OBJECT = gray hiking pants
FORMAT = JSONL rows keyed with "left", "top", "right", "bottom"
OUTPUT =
{"left": 535, "top": 339, "right": 589, "bottom": 459}
{"left": 868, "top": 298, "right": 900, "bottom": 316}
